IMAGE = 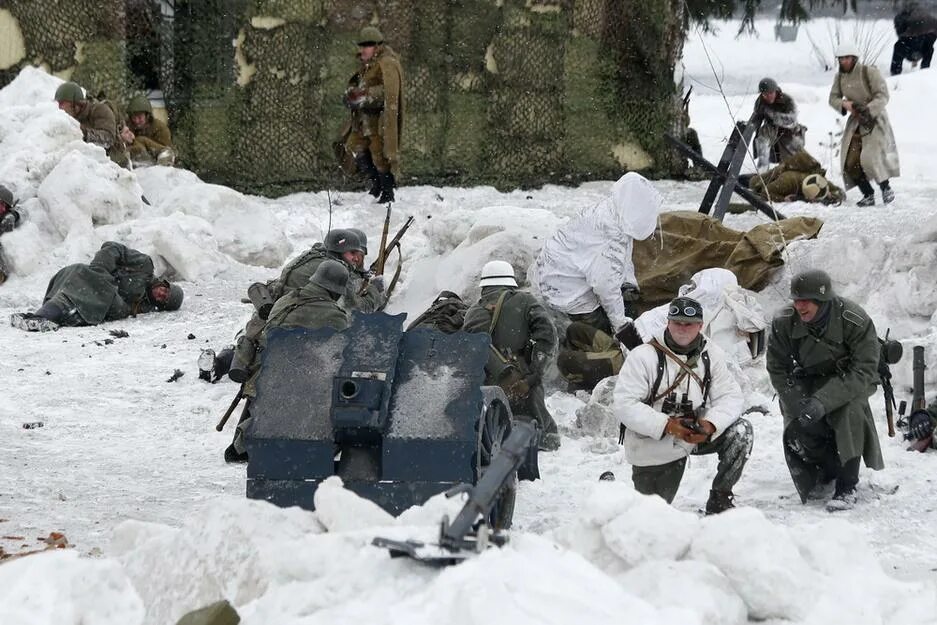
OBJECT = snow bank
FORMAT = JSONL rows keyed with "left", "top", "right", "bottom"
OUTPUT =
{"left": 2, "top": 451, "right": 934, "bottom": 625}
{"left": 0, "top": 66, "right": 291, "bottom": 284}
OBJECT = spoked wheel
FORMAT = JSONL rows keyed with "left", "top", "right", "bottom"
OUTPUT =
{"left": 476, "top": 388, "right": 516, "bottom": 530}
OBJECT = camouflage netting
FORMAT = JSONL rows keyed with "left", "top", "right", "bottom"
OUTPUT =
{"left": 1, "top": 0, "right": 131, "bottom": 106}
{"left": 1, "top": 0, "right": 688, "bottom": 194}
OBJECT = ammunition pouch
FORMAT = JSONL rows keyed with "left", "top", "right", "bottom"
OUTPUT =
{"left": 486, "top": 345, "right": 528, "bottom": 402}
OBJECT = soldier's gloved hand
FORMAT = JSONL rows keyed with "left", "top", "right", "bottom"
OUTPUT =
{"left": 370, "top": 274, "right": 385, "bottom": 293}
{"left": 507, "top": 377, "right": 531, "bottom": 401}
{"left": 797, "top": 397, "right": 826, "bottom": 427}
{"left": 0, "top": 213, "right": 15, "bottom": 233}
{"left": 664, "top": 417, "right": 697, "bottom": 443}
{"left": 615, "top": 321, "right": 643, "bottom": 350}
{"left": 907, "top": 410, "right": 935, "bottom": 441}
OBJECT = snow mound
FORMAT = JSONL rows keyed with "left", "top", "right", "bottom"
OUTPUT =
{"left": 0, "top": 66, "right": 291, "bottom": 284}
{"left": 2, "top": 460, "right": 935, "bottom": 625}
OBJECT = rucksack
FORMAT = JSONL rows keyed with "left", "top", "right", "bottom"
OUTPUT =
{"left": 407, "top": 291, "right": 467, "bottom": 334}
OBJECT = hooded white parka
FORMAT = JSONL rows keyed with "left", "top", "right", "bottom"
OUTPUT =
{"left": 529, "top": 172, "right": 662, "bottom": 330}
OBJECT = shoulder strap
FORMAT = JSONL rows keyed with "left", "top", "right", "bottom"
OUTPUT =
{"left": 700, "top": 350, "right": 713, "bottom": 408}
{"left": 644, "top": 347, "right": 668, "bottom": 405}
{"left": 488, "top": 290, "right": 510, "bottom": 335}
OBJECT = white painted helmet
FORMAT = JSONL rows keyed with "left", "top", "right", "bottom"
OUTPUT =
{"left": 479, "top": 260, "right": 518, "bottom": 288}
{"left": 834, "top": 42, "right": 860, "bottom": 58}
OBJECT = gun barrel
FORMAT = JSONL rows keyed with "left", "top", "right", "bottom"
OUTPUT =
{"left": 912, "top": 346, "right": 927, "bottom": 411}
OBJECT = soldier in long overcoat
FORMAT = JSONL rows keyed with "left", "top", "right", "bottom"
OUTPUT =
{"left": 766, "top": 269, "right": 884, "bottom": 512}
{"left": 338, "top": 26, "right": 404, "bottom": 204}
{"left": 829, "top": 44, "right": 901, "bottom": 206}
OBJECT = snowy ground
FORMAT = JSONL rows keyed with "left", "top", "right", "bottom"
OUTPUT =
{"left": 2, "top": 17, "right": 937, "bottom": 625}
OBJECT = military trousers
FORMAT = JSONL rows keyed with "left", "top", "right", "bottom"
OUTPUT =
{"left": 556, "top": 321, "right": 624, "bottom": 391}
{"left": 632, "top": 418, "right": 753, "bottom": 503}
{"left": 567, "top": 306, "right": 614, "bottom": 336}
{"left": 512, "top": 383, "right": 558, "bottom": 435}
{"left": 346, "top": 128, "right": 389, "bottom": 173}
{"left": 784, "top": 417, "right": 860, "bottom": 499}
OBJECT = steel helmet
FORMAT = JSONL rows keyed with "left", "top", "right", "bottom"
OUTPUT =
{"left": 790, "top": 269, "right": 833, "bottom": 302}
{"left": 325, "top": 228, "right": 366, "bottom": 255}
{"left": 54, "top": 81, "right": 85, "bottom": 103}
{"left": 346, "top": 228, "right": 369, "bottom": 255}
{"left": 479, "top": 260, "right": 518, "bottom": 288}
{"left": 758, "top": 77, "right": 779, "bottom": 93}
{"left": 801, "top": 174, "right": 830, "bottom": 201}
{"left": 310, "top": 259, "right": 350, "bottom": 296}
{"left": 834, "top": 42, "right": 860, "bottom": 58}
{"left": 164, "top": 283, "right": 184, "bottom": 311}
{"left": 126, "top": 95, "right": 153, "bottom": 115}
{"left": 0, "top": 184, "right": 15, "bottom": 207}
{"left": 357, "top": 26, "right": 384, "bottom": 46}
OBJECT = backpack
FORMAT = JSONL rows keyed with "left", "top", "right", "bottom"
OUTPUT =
{"left": 407, "top": 291, "right": 467, "bottom": 333}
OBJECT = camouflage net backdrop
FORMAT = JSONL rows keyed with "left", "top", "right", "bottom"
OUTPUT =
{"left": 1, "top": 0, "right": 688, "bottom": 195}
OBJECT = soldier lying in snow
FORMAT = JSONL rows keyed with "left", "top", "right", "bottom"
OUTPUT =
{"left": 10, "top": 241, "right": 183, "bottom": 332}
{"left": 740, "top": 150, "right": 845, "bottom": 205}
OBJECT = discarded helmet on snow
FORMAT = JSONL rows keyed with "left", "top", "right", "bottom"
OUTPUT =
{"left": 801, "top": 174, "right": 830, "bottom": 201}
{"left": 834, "top": 42, "right": 860, "bottom": 58}
{"left": 325, "top": 228, "right": 366, "bottom": 255}
{"left": 0, "top": 184, "right": 15, "bottom": 207}
{"left": 790, "top": 269, "right": 833, "bottom": 302}
{"left": 311, "top": 259, "right": 350, "bottom": 296}
{"left": 126, "top": 94, "right": 153, "bottom": 115}
{"left": 357, "top": 26, "right": 384, "bottom": 46}
{"left": 758, "top": 77, "right": 779, "bottom": 93}
{"left": 479, "top": 260, "right": 518, "bottom": 288}
{"left": 54, "top": 81, "right": 85, "bottom": 103}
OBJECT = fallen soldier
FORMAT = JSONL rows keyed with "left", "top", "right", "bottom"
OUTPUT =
{"left": 741, "top": 149, "right": 845, "bottom": 204}
{"left": 10, "top": 241, "right": 183, "bottom": 332}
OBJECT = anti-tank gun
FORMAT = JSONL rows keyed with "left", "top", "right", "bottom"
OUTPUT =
{"left": 243, "top": 311, "right": 539, "bottom": 533}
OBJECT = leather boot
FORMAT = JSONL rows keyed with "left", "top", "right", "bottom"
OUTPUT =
{"left": 377, "top": 172, "right": 395, "bottom": 204}
{"left": 354, "top": 154, "right": 381, "bottom": 197}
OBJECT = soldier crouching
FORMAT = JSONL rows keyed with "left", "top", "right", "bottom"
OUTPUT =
{"left": 613, "top": 297, "right": 753, "bottom": 514}
{"left": 766, "top": 269, "right": 884, "bottom": 511}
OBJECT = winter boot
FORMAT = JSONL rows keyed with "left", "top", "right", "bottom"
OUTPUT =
{"left": 825, "top": 487, "right": 858, "bottom": 512}
{"left": 856, "top": 178, "right": 875, "bottom": 206}
{"left": 377, "top": 172, "right": 395, "bottom": 204}
{"left": 705, "top": 489, "right": 736, "bottom": 515}
{"left": 224, "top": 443, "right": 249, "bottom": 464}
{"left": 880, "top": 181, "right": 895, "bottom": 204}
{"left": 198, "top": 349, "right": 216, "bottom": 382}
{"left": 354, "top": 154, "right": 381, "bottom": 197}
{"left": 10, "top": 312, "right": 60, "bottom": 332}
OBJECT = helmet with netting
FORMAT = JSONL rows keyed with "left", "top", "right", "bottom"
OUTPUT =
{"left": 310, "top": 259, "right": 350, "bottom": 296}
{"left": 325, "top": 229, "right": 366, "bottom": 255}
{"left": 801, "top": 174, "right": 830, "bottom": 201}
{"left": 126, "top": 95, "right": 153, "bottom": 115}
{"left": 54, "top": 82, "right": 85, "bottom": 103}
{"left": 790, "top": 269, "right": 833, "bottom": 302}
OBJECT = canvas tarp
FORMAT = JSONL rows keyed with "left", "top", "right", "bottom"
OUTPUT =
{"left": 633, "top": 211, "right": 823, "bottom": 310}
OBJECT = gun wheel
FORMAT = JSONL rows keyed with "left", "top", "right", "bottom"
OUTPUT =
{"left": 477, "top": 389, "right": 516, "bottom": 530}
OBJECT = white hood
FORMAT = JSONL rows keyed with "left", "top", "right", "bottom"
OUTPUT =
{"left": 530, "top": 173, "right": 663, "bottom": 329}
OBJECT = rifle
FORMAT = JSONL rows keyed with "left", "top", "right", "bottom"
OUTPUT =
{"left": 878, "top": 330, "right": 902, "bottom": 438}
{"left": 366, "top": 213, "right": 415, "bottom": 306}
{"left": 906, "top": 346, "right": 933, "bottom": 452}
{"left": 215, "top": 385, "right": 245, "bottom": 432}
